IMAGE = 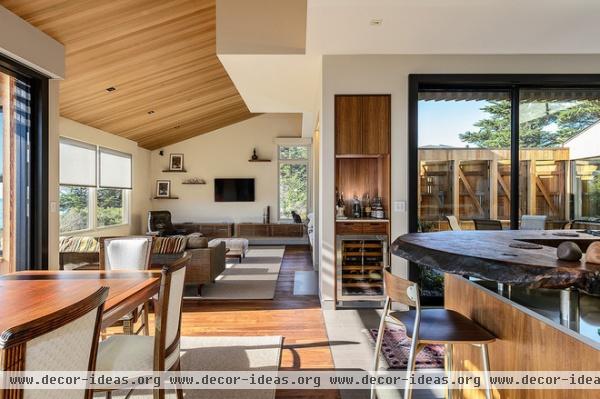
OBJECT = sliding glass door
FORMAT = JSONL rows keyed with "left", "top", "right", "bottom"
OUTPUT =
{"left": 418, "top": 90, "right": 512, "bottom": 233}
{"left": 519, "top": 89, "right": 600, "bottom": 227}
{"left": 0, "top": 70, "right": 31, "bottom": 272}
{"left": 0, "top": 56, "right": 48, "bottom": 273}
{"left": 409, "top": 75, "right": 600, "bottom": 304}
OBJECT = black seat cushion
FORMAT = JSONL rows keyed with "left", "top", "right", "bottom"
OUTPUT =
{"left": 388, "top": 308, "right": 495, "bottom": 344}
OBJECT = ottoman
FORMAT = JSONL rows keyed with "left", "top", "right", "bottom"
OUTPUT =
{"left": 210, "top": 238, "right": 249, "bottom": 263}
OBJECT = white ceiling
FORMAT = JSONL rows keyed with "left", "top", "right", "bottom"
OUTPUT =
{"left": 219, "top": 0, "right": 600, "bottom": 133}
{"left": 218, "top": 55, "right": 321, "bottom": 113}
{"left": 307, "top": 0, "right": 600, "bottom": 55}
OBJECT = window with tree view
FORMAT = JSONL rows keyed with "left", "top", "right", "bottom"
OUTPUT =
{"left": 418, "top": 87, "right": 600, "bottom": 232}
{"left": 59, "top": 139, "right": 131, "bottom": 233}
{"left": 413, "top": 80, "right": 600, "bottom": 304}
{"left": 278, "top": 144, "right": 310, "bottom": 221}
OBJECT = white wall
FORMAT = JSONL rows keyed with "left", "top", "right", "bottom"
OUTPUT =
{"left": 149, "top": 113, "right": 302, "bottom": 223}
{"left": 564, "top": 123, "right": 600, "bottom": 161}
{"left": 56, "top": 118, "right": 152, "bottom": 250}
{"left": 217, "top": 0, "right": 306, "bottom": 55}
{"left": 320, "top": 54, "right": 600, "bottom": 308}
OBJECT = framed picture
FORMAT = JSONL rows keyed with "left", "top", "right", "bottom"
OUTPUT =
{"left": 156, "top": 180, "right": 171, "bottom": 198}
{"left": 169, "top": 153, "right": 184, "bottom": 171}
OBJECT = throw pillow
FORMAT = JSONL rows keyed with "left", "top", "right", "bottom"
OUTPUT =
{"left": 59, "top": 236, "right": 100, "bottom": 253}
{"left": 152, "top": 235, "right": 188, "bottom": 254}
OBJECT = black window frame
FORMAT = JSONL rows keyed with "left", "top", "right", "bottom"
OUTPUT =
{"left": 0, "top": 54, "right": 49, "bottom": 271}
{"left": 409, "top": 74, "right": 600, "bottom": 304}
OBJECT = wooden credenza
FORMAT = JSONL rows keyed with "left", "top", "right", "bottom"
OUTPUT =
{"left": 235, "top": 223, "right": 304, "bottom": 238}
{"left": 173, "top": 222, "right": 234, "bottom": 238}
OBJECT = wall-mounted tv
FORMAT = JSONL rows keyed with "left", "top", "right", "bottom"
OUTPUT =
{"left": 214, "top": 178, "right": 255, "bottom": 202}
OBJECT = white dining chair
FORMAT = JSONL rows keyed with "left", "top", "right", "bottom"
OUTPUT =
{"left": 1, "top": 287, "right": 108, "bottom": 399}
{"left": 521, "top": 215, "right": 547, "bottom": 230}
{"left": 101, "top": 236, "right": 153, "bottom": 335}
{"left": 95, "top": 254, "right": 190, "bottom": 399}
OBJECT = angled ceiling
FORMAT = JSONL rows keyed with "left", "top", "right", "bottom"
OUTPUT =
{"left": 0, "top": 0, "right": 256, "bottom": 150}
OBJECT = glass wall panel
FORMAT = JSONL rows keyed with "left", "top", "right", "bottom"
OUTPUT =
{"left": 418, "top": 91, "right": 511, "bottom": 231}
{"left": 412, "top": 79, "right": 600, "bottom": 305}
{"left": 520, "top": 89, "right": 600, "bottom": 228}
{"left": 0, "top": 71, "right": 31, "bottom": 272}
{"left": 458, "top": 160, "right": 490, "bottom": 220}
{"left": 417, "top": 90, "right": 511, "bottom": 300}
{"left": 419, "top": 160, "right": 453, "bottom": 232}
{"left": 572, "top": 158, "right": 600, "bottom": 221}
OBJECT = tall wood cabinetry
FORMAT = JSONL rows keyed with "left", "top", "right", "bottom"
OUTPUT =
{"left": 335, "top": 95, "right": 390, "bottom": 155}
{"left": 334, "top": 95, "right": 391, "bottom": 306}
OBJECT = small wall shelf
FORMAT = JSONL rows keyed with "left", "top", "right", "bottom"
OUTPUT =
{"left": 248, "top": 159, "right": 271, "bottom": 163}
{"left": 153, "top": 196, "right": 179, "bottom": 199}
{"left": 162, "top": 169, "right": 187, "bottom": 173}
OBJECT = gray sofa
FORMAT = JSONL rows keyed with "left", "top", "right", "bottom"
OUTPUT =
{"left": 150, "top": 234, "right": 226, "bottom": 295}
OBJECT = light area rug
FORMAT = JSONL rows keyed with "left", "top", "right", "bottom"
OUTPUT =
{"left": 96, "top": 335, "right": 282, "bottom": 399}
{"left": 196, "top": 246, "right": 285, "bottom": 300}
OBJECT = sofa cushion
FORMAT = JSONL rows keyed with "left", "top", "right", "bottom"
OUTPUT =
{"left": 186, "top": 233, "right": 208, "bottom": 249}
{"left": 152, "top": 235, "right": 187, "bottom": 254}
{"left": 59, "top": 236, "right": 99, "bottom": 253}
{"left": 210, "top": 238, "right": 249, "bottom": 254}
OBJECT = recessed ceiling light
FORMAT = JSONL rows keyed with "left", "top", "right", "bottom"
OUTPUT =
{"left": 370, "top": 18, "right": 383, "bottom": 26}
{"left": 106, "top": 86, "right": 116, "bottom": 92}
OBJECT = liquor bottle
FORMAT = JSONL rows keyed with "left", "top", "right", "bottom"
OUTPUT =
{"left": 336, "top": 191, "right": 347, "bottom": 219}
{"left": 352, "top": 195, "right": 362, "bottom": 218}
{"left": 338, "top": 191, "right": 346, "bottom": 208}
{"left": 372, "top": 196, "right": 384, "bottom": 219}
{"left": 364, "top": 193, "right": 372, "bottom": 218}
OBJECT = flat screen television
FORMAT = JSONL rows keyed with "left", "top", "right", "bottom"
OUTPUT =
{"left": 214, "top": 178, "right": 255, "bottom": 202}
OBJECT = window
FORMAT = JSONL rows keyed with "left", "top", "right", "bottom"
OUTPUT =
{"left": 571, "top": 157, "right": 600, "bottom": 221}
{"left": 410, "top": 75, "right": 600, "bottom": 304}
{"left": 97, "top": 188, "right": 126, "bottom": 227}
{"left": 59, "top": 138, "right": 131, "bottom": 233}
{"left": 418, "top": 91, "right": 511, "bottom": 231}
{"left": 59, "top": 186, "right": 90, "bottom": 233}
{"left": 278, "top": 143, "right": 310, "bottom": 221}
{"left": 1, "top": 68, "right": 35, "bottom": 271}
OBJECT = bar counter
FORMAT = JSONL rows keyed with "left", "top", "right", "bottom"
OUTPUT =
{"left": 392, "top": 230, "right": 600, "bottom": 399}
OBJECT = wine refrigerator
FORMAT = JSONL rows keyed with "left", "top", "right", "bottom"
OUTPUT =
{"left": 336, "top": 235, "right": 388, "bottom": 304}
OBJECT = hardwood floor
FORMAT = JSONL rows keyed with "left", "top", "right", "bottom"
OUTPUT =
{"left": 180, "top": 245, "right": 339, "bottom": 399}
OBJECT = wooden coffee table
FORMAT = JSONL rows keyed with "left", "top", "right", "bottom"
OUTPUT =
{"left": 225, "top": 248, "right": 243, "bottom": 263}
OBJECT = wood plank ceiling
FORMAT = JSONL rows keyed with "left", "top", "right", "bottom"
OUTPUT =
{"left": 0, "top": 0, "right": 255, "bottom": 149}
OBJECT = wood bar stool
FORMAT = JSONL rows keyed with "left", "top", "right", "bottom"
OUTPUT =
{"left": 371, "top": 268, "right": 496, "bottom": 399}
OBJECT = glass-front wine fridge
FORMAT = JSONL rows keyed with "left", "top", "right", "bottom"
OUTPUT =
{"left": 336, "top": 235, "right": 388, "bottom": 303}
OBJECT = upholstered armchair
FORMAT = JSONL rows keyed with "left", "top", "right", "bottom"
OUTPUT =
{"left": 147, "top": 210, "right": 186, "bottom": 236}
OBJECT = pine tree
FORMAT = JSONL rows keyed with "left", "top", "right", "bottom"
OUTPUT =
{"left": 459, "top": 100, "right": 600, "bottom": 148}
